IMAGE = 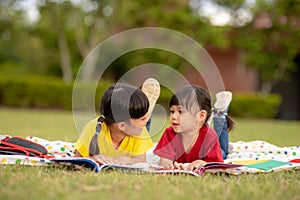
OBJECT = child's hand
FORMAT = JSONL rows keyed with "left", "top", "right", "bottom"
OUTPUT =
{"left": 163, "top": 161, "right": 187, "bottom": 170}
{"left": 92, "top": 154, "right": 114, "bottom": 165}
{"left": 173, "top": 161, "right": 188, "bottom": 170}
{"left": 188, "top": 160, "right": 207, "bottom": 172}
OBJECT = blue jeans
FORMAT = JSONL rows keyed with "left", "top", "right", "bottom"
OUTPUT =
{"left": 213, "top": 114, "right": 228, "bottom": 159}
{"left": 146, "top": 115, "right": 152, "bottom": 132}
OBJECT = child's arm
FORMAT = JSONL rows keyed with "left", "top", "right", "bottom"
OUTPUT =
{"left": 74, "top": 150, "right": 84, "bottom": 157}
{"left": 75, "top": 150, "right": 146, "bottom": 165}
{"left": 111, "top": 154, "right": 146, "bottom": 165}
{"left": 159, "top": 157, "right": 173, "bottom": 167}
{"left": 75, "top": 150, "right": 115, "bottom": 164}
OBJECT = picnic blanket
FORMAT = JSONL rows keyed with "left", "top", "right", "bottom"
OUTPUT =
{"left": 0, "top": 136, "right": 75, "bottom": 166}
{"left": 1, "top": 135, "right": 299, "bottom": 175}
{"left": 211, "top": 141, "right": 300, "bottom": 175}
{"left": 145, "top": 140, "right": 300, "bottom": 175}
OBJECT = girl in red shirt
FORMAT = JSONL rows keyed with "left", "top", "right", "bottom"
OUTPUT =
{"left": 154, "top": 85, "right": 224, "bottom": 172}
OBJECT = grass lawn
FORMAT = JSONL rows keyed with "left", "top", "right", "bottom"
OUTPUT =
{"left": 0, "top": 107, "right": 299, "bottom": 200}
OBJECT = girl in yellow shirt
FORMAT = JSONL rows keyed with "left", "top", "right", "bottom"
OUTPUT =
{"left": 75, "top": 82, "right": 156, "bottom": 165}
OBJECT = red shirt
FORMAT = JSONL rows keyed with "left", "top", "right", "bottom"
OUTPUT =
{"left": 154, "top": 125, "right": 223, "bottom": 163}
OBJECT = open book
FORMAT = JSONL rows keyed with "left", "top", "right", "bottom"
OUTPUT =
{"left": 197, "top": 162, "right": 244, "bottom": 175}
{"left": 50, "top": 157, "right": 154, "bottom": 172}
{"left": 50, "top": 157, "right": 243, "bottom": 176}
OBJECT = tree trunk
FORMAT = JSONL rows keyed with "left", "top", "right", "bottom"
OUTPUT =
{"left": 261, "top": 81, "right": 272, "bottom": 96}
{"left": 74, "top": 26, "right": 99, "bottom": 82}
{"left": 57, "top": 28, "right": 73, "bottom": 83}
{"left": 47, "top": 1, "right": 73, "bottom": 83}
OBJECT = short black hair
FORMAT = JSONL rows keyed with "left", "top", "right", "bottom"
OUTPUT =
{"left": 100, "top": 82, "right": 149, "bottom": 126}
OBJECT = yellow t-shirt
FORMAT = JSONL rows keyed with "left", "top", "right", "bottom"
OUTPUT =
{"left": 75, "top": 118, "right": 153, "bottom": 157}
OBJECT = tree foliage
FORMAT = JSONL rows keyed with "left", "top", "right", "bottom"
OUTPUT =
{"left": 0, "top": 0, "right": 299, "bottom": 90}
{"left": 233, "top": 0, "right": 300, "bottom": 93}
{"left": 101, "top": 0, "right": 230, "bottom": 80}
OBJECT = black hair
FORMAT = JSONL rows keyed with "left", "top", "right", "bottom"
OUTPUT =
{"left": 169, "top": 85, "right": 212, "bottom": 124}
{"left": 100, "top": 83, "right": 149, "bottom": 125}
{"left": 89, "top": 83, "right": 149, "bottom": 156}
{"left": 169, "top": 85, "right": 235, "bottom": 131}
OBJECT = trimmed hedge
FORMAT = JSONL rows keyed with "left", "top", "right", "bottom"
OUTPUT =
{"left": 157, "top": 90, "right": 282, "bottom": 119}
{"left": 229, "top": 93, "right": 282, "bottom": 118}
{"left": 0, "top": 74, "right": 282, "bottom": 118}
{"left": 0, "top": 74, "right": 112, "bottom": 110}
{"left": 0, "top": 75, "right": 70, "bottom": 109}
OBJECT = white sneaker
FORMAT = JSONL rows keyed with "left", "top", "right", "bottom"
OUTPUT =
{"left": 141, "top": 78, "right": 160, "bottom": 114}
{"left": 207, "top": 91, "right": 232, "bottom": 125}
{"left": 214, "top": 91, "right": 232, "bottom": 113}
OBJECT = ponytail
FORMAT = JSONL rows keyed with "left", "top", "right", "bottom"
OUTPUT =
{"left": 89, "top": 115, "right": 105, "bottom": 156}
{"left": 225, "top": 115, "right": 235, "bottom": 132}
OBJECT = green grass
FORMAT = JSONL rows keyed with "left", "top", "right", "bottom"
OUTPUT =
{"left": 0, "top": 107, "right": 300, "bottom": 200}
{"left": 230, "top": 118, "right": 300, "bottom": 146}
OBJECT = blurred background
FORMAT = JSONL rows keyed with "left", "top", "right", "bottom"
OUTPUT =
{"left": 0, "top": 0, "right": 299, "bottom": 120}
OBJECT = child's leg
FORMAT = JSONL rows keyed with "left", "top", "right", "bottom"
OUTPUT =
{"left": 141, "top": 78, "right": 160, "bottom": 132}
{"left": 213, "top": 91, "right": 232, "bottom": 159}
{"left": 145, "top": 116, "right": 152, "bottom": 132}
{"left": 213, "top": 114, "right": 229, "bottom": 159}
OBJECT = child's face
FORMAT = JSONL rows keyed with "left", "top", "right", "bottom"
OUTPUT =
{"left": 123, "top": 113, "right": 149, "bottom": 136}
{"left": 169, "top": 105, "right": 199, "bottom": 133}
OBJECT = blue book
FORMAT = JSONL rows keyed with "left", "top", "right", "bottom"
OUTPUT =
{"left": 50, "top": 157, "right": 157, "bottom": 172}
